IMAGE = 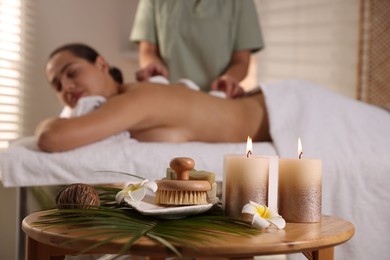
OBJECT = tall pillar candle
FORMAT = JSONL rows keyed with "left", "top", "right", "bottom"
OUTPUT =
{"left": 278, "top": 139, "right": 322, "bottom": 223}
{"left": 222, "top": 137, "right": 269, "bottom": 220}
{"left": 223, "top": 155, "right": 269, "bottom": 219}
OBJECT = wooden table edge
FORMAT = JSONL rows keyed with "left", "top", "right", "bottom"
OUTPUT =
{"left": 22, "top": 212, "right": 355, "bottom": 259}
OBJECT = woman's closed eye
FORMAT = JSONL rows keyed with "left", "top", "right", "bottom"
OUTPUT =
{"left": 66, "top": 68, "right": 79, "bottom": 80}
{"left": 51, "top": 68, "right": 79, "bottom": 92}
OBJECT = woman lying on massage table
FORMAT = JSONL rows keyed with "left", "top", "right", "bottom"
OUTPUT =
{"left": 36, "top": 43, "right": 271, "bottom": 152}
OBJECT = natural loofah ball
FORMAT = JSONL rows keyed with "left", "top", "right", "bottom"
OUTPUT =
{"left": 56, "top": 183, "right": 100, "bottom": 209}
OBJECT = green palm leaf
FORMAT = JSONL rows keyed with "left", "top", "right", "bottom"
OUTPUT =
{"left": 33, "top": 186, "right": 261, "bottom": 257}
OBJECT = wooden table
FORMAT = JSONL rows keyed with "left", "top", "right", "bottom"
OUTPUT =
{"left": 22, "top": 211, "right": 354, "bottom": 260}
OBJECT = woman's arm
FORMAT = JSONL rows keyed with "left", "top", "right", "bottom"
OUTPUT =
{"left": 211, "top": 50, "right": 251, "bottom": 98}
{"left": 223, "top": 49, "right": 251, "bottom": 82}
{"left": 136, "top": 41, "right": 168, "bottom": 81}
{"left": 36, "top": 89, "right": 147, "bottom": 152}
{"left": 36, "top": 83, "right": 190, "bottom": 152}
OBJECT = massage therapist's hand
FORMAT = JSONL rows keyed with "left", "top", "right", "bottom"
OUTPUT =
{"left": 211, "top": 75, "right": 245, "bottom": 98}
{"left": 135, "top": 62, "right": 168, "bottom": 82}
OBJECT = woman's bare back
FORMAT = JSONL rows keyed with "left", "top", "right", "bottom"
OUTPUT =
{"left": 126, "top": 83, "right": 270, "bottom": 143}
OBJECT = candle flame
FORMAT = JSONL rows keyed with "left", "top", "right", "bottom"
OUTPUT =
{"left": 298, "top": 138, "right": 303, "bottom": 159}
{"left": 246, "top": 136, "right": 253, "bottom": 157}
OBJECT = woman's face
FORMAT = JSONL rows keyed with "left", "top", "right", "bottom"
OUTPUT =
{"left": 46, "top": 50, "right": 116, "bottom": 108}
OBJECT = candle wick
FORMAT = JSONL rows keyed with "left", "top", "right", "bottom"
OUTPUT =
{"left": 246, "top": 150, "right": 252, "bottom": 158}
{"left": 299, "top": 152, "right": 303, "bottom": 159}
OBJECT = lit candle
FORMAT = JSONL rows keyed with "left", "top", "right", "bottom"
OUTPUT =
{"left": 223, "top": 137, "right": 269, "bottom": 220}
{"left": 278, "top": 138, "right": 322, "bottom": 222}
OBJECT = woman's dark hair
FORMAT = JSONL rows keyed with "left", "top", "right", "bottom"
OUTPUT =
{"left": 49, "top": 43, "right": 123, "bottom": 84}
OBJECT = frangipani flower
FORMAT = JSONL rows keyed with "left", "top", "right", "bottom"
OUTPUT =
{"left": 242, "top": 201, "right": 286, "bottom": 230}
{"left": 115, "top": 180, "right": 157, "bottom": 205}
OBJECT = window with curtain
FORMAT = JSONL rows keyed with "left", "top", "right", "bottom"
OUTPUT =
{"left": 254, "top": 0, "right": 360, "bottom": 98}
{"left": 0, "top": 0, "right": 25, "bottom": 149}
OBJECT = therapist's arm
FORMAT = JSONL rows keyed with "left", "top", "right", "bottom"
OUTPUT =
{"left": 136, "top": 40, "right": 168, "bottom": 82}
{"left": 211, "top": 49, "right": 251, "bottom": 98}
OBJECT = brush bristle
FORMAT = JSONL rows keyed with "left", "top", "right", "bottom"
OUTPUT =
{"left": 155, "top": 190, "right": 208, "bottom": 205}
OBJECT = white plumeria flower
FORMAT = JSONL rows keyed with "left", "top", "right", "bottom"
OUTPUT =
{"left": 115, "top": 180, "right": 157, "bottom": 205}
{"left": 242, "top": 201, "right": 286, "bottom": 230}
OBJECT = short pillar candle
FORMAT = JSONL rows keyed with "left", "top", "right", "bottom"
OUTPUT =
{"left": 278, "top": 139, "right": 322, "bottom": 223}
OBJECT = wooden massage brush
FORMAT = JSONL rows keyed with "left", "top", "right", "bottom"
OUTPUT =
{"left": 155, "top": 157, "right": 211, "bottom": 205}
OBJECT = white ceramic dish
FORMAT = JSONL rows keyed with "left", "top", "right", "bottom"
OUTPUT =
{"left": 128, "top": 194, "right": 213, "bottom": 219}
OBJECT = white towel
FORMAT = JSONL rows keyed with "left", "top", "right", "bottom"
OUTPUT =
{"left": 60, "top": 96, "right": 107, "bottom": 118}
{"left": 259, "top": 80, "right": 390, "bottom": 260}
{"left": 0, "top": 137, "right": 275, "bottom": 186}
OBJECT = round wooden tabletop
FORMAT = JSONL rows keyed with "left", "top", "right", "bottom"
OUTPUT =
{"left": 22, "top": 211, "right": 354, "bottom": 259}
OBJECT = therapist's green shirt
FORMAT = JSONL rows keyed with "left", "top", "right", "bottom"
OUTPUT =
{"left": 130, "top": 0, "right": 264, "bottom": 91}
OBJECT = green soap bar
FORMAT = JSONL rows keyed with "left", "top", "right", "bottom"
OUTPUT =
{"left": 166, "top": 168, "right": 215, "bottom": 184}
{"left": 166, "top": 168, "right": 176, "bottom": 179}
{"left": 166, "top": 168, "right": 192, "bottom": 179}
{"left": 189, "top": 170, "right": 216, "bottom": 184}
